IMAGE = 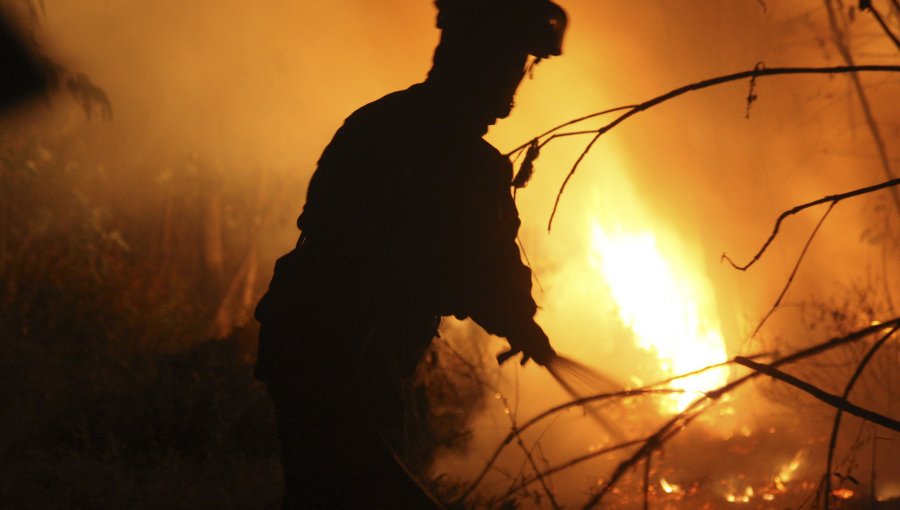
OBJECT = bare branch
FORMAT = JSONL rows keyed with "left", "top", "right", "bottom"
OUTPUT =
{"left": 642, "top": 453, "right": 652, "bottom": 510}
{"left": 863, "top": 2, "right": 900, "bottom": 50}
{"left": 750, "top": 202, "right": 836, "bottom": 338}
{"left": 649, "top": 352, "right": 775, "bottom": 388}
{"left": 824, "top": 0, "right": 900, "bottom": 215}
{"left": 733, "top": 356, "right": 900, "bottom": 432}
{"left": 721, "top": 178, "right": 900, "bottom": 271}
{"left": 548, "top": 131, "right": 602, "bottom": 231}
{"left": 459, "top": 387, "right": 684, "bottom": 503}
{"left": 506, "top": 438, "right": 647, "bottom": 495}
{"left": 467, "top": 321, "right": 896, "bottom": 508}
{"left": 511, "top": 424, "right": 561, "bottom": 510}
{"left": 823, "top": 326, "right": 898, "bottom": 509}
{"left": 539, "top": 64, "right": 900, "bottom": 231}
{"left": 744, "top": 61, "right": 765, "bottom": 119}
{"left": 461, "top": 353, "right": 776, "bottom": 502}
{"left": 581, "top": 416, "right": 681, "bottom": 510}
{"left": 505, "top": 105, "right": 637, "bottom": 158}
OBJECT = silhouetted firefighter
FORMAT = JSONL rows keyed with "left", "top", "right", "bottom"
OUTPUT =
{"left": 255, "top": 0, "right": 567, "bottom": 507}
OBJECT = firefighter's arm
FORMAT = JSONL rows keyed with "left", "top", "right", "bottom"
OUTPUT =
{"left": 496, "top": 318, "right": 555, "bottom": 366}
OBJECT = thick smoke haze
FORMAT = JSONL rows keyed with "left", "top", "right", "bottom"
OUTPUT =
{"left": 7, "top": 0, "right": 898, "bottom": 507}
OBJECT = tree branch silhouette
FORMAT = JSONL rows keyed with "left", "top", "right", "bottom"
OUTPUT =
{"left": 460, "top": 353, "right": 776, "bottom": 503}
{"left": 721, "top": 178, "right": 900, "bottom": 271}
{"left": 733, "top": 356, "right": 900, "bottom": 432}
{"left": 749, "top": 202, "right": 835, "bottom": 339}
{"left": 862, "top": 1, "right": 900, "bottom": 50}
{"left": 506, "top": 64, "right": 900, "bottom": 231}
{"left": 824, "top": 0, "right": 900, "bottom": 215}
{"left": 822, "top": 325, "right": 899, "bottom": 510}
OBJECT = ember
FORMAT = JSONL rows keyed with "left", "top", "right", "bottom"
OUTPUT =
{"left": 831, "top": 488, "right": 855, "bottom": 500}
{"left": 659, "top": 477, "right": 682, "bottom": 495}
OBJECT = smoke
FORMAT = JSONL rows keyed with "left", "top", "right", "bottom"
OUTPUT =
{"left": 12, "top": 0, "right": 898, "bottom": 506}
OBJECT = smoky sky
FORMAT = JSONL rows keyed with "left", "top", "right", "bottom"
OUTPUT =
{"left": 13, "top": 1, "right": 899, "bottom": 504}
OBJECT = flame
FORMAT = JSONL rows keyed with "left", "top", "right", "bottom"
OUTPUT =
{"left": 725, "top": 486, "right": 755, "bottom": 504}
{"left": 660, "top": 478, "right": 683, "bottom": 494}
{"left": 590, "top": 225, "right": 729, "bottom": 411}
{"left": 774, "top": 451, "right": 803, "bottom": 490}
{"left": 831, "top": 488, "right": 855, "bottom": 500}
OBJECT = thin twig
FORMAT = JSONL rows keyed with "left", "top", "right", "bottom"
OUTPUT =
{"left": 505, "top": 105, "right": 638, "bottom": 158}
{"left": 458, "top": 388, "right": 685, "bottom": 503}
{"left": 511, "top": 423, "right": 561, "bottom": 509}
{"left": 721, "top": 178, "right": 900, "bottom": 270}
{"left": 548, "top": 131, "right": 602, "bottom": 231}
{"left": 883, "top": 213, "right": 896, "bottom": 314}
{"left": 506, "top": 438, "right": 647, "bottom": 495}
{"left": 864, "top": 3, "right": 900, "bottom": 50}
{"left": 649, "top": 351, "right": 774, "bottom": 388}
{"left": 824, "top": 0, "right": 900, "bottom": 216}
{"left": 462, "top": 353, "right": 776, "bottom": 502}
{"left": 581, "top": 415, "right": 679, "bottom": 510}
{"left": 750, "top": 202, "right": 836, "bottom": 338}
{"left": 643, "top": 453, "right": 652, "bottom": 510}
{"left": 733, "top": 356, "right": 900, "bottom": 432}
{"left": 517, "top": 234, "right": 545, "bottom": 294}
{"left": 543, "top": 64, "right": 900, "bottom": 231}
{"left": 822, "top": 326, "right": 898, "bottom": 509}
{"left": 503, "top": 414, "right": 564, "bottom": 499}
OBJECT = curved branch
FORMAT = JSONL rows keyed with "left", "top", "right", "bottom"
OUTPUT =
{"left": 824, "top": 1, "right": 900, "bottom": 215}
{"left": 733, "top": 355, "right": 900, "bottom": 432}
{"left": 505, "top": 105, "right": 638, "bottom": 158}
{"left": 461, "top": 353, "right": 774, "bottom": 502}
{"left": 459, "top": 388, "right": 685, "bottom": 503}
{"left": 722, "top": 178, "right": 900, "bottom": 271}
{"left": 535, "top": 64, "right": 900, "bottom": 231}
{"left": 823, "top": 326, "right": 899, "bottom": 510}
{"left": 506, "top": 438, "right": 647, "bottom": 496}
{"left": 865, "top": 3, "right": 900, "bottom": 50}
{"left": 749, "top": 202, "right": 835, "bottom": 338}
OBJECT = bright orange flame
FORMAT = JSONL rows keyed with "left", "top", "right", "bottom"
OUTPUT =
{"left": 832, "top": 488, "right": 855, "bottom": 500}
{"left": 590, "top": 226, "right": 729, "bottom": 411}
{"left": 725, "top": 485, "right": 754, "bottom": 503}
{"left": 774, "top": 451, "right": 803, "bottom": 491}
{"left": 660, "top": 478, "right": 683, "bottom": 494}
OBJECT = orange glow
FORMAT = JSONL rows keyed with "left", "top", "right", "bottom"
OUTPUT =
{"left": 725, "top": 485, "right": 754, "bottom": 504}
{"left": 590, "top": 224, "right": 729, "bottom": 412}
{"left": 775, "top": 451, "right": 803, "bottom": 488}
{"left": 660, "top": 477, "right": 683, "bottom": 494}
{"left": 831, "top": 488, "right": 855, "bottom": 500}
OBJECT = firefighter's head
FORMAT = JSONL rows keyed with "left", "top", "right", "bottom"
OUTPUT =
{"left": 427, "top": 0, "right": 567, "bottom": 125}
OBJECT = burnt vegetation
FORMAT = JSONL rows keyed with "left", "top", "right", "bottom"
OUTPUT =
{"left": 1, "top": 1, "right": 899, "bottom": 509}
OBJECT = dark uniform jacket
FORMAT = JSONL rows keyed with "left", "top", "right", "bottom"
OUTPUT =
{"left": 255, "top": 82, "right": 539, "bottom": 382}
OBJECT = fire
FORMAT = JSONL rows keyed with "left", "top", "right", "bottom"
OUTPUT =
{"left": 590, "top": 225, "right": 729, "bottom": 411}
{"left": 660, "top": 477, "right": 683, "bottom": 494}
{"left": 725, "top": 486, "right": 754, "bottom": 504}
{"left": 831, "top": 488, "right": 855, "bottom": 500}
{"left": 774, "top": 451, "right": 803, "bottom": 490}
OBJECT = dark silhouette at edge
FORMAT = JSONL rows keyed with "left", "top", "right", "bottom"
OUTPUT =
{"left": 0, "top": 10, "right": 49, "bottom": 113}
{"left": 254, "top": 1, "right": 567, "bottom": 507}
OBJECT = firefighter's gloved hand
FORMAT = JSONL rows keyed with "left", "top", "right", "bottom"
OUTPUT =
{"left": 497, "top": 324, "right": 556, "bottom": 366}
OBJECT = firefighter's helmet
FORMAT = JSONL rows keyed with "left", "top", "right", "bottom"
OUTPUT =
{"left": 435, "top": 0, "right": 567, "bottom": 58}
